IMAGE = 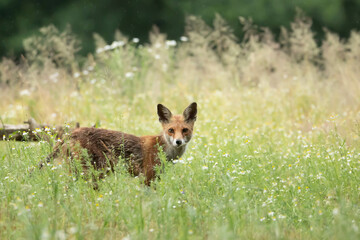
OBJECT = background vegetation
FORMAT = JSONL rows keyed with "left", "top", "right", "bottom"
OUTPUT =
{"left": 1, "top": 0, "right": 360, "bottom": 57}
{"left": 0, "top": 8, "right": 360, "bottom": 240}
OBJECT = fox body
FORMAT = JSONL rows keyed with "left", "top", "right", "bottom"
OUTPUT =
{"left": 45, "top": 102, "right": 197, "bottom": 185}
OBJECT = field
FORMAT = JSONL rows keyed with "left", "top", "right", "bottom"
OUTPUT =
{"left": 0, "top": 15, "right": 360, "bottom": 239}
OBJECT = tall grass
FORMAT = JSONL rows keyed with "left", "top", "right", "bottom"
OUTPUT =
{"left": 0, "top": 13, "right": 359, "bottom": 239}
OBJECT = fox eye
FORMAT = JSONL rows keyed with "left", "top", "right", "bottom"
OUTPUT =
{"left": 182, "top": 128, "right": 189, "bottom": 133}
{"left": 168, "top": 128, "right": 174, "bottom": 133}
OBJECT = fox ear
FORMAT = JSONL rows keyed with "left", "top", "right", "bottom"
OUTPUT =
{"left": 183, "top": 102, "right": 197, "bottom": 123}
{"left": 157, "top": 104, "right": 173, "bottom": 123}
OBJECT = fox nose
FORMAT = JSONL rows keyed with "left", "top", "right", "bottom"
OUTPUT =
{"left": 175, "top": 140, "right": 182, "bottom": 146}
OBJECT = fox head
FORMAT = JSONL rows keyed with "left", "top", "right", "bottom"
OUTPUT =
{"left": 157, "top": 102, "right": 197, "bottom": 148}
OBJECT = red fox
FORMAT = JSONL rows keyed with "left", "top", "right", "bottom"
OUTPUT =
{"left": 44, "top": 102, "right": 197, "bottom": 185}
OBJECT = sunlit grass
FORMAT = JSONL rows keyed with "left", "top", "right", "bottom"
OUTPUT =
{"left": 1, "top": 14, "right": 360, "bottom": 239}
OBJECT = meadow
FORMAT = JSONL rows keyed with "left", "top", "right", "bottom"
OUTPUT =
{"left": 0, "top": 14, "right": 359, "bottom": 239}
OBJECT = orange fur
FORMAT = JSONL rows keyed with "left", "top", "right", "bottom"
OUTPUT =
{"left": 44, "top": 102, "right": 197, "bottom": 186}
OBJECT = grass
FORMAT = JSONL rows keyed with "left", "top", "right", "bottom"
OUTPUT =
{"left": 0, "top": 14, "right": 360, "bottom": 239}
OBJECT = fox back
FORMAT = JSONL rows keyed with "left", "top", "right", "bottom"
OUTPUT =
{"left": 45, "top": 102, "right": 197, "bottom": 185}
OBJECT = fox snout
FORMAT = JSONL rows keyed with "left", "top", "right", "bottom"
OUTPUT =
{"left": 173, "top": 138, "right": 185, "bottom": 147}
{"left": 175, "top": 139, "right": 184, "bottom": 146}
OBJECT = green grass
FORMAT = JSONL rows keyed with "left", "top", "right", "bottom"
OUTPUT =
{"left": 1, "top": 15, "right": 360, "bottom": 239}
{"left": 1, "top": 92, "right": 359, "bottom": 239}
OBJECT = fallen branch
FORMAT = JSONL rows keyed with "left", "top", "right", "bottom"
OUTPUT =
{"left": 0, "top": 118, "right": 80, "bottom": 142}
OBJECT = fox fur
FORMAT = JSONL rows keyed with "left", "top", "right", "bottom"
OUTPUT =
{"left": 44, "top": 102, "right": 197, "bottom": 185}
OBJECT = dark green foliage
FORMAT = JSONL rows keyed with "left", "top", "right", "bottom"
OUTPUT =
{"left": 1, "top": 0, "right": 359, "bottom": 57}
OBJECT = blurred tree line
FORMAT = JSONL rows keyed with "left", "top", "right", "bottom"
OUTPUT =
{"left": 1, "top": 0, "right": 359, "bottom": 57}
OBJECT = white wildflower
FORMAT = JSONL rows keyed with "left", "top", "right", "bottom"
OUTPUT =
{"left": 96, "top": 48, "right": 104, "bottom": 54}
{"left": 132, "top": 38, "right": 139, "bottom": 43}
{"left": 125, "top": 72, "right": 134, "bottom": 78}
{"left": 166, "top": 40, "right": 177, "bottom": 47}
{"left": 180, "top": 36, "right": 188, "bottom": 42}
{"left": 19, "top": 89, "right": 31, "bottom": 96}
{"left": 68, "top": 226, "right": 77, "bottom": 234}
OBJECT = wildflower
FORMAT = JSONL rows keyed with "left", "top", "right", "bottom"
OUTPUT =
{"left": 111, "top": 41, "right": 125, "bottom": 49}
{"left": 173, "top": 159, "right": 184, "bottom": 164}
{"left": 19, "top": 89, "right": 31, "bottom": 96}
{"left": 268, "top": 211, "right": 274, "bottom": 217}
{"left": 73, "top": 72, "right": 80, "bottom": 78}
{"left": 96, "top": 48, "right": 104, "bottom": 54}
{"left": 132, "top": 38, "right": 139, "bottom": 43}
{"left": 38, "top": 202, "right": 43, "bottom": 207}
{"left": 68, "top": 227, "right": 78, "bottom": 234}
{"left": 149, "top": 228, "right": 154, "bottom": 232}
{"left": 202, "top": 166, "right": 208, "bottom": 170}
{"left": 166, "top": 40, "right": 177, "bottom": 47}
{"left": 332, "top": 208, "right": 339, "bottom": 215}
{"left": 316, "top": 173, "right": 323, "bottom": 179}
{"left": 260, "top": 217, "right": 266, "bottom": 222}
{"left": 180, "top": 36, "right": 188, "bottom": 42}
{"left": 125, "top": 72, "right": 134, "bottom": 78}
